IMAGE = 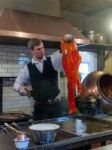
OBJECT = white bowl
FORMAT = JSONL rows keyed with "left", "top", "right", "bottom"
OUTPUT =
{"left": 29, "top": 123, "right": 60, "bottom": 131}
{"left": 14, "top": 138, "right": 29, "bottom": 149}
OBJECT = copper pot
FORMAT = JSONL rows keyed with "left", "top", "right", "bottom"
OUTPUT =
{"left": 80, "top": 71, "right": 112, "bottom": 113}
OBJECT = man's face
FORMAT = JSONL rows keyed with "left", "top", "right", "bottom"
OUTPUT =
{"left": 31, "top": 42, "right": 45, "bottom": 60}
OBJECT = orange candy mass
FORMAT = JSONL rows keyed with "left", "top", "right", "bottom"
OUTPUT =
{"left": 61, "top": 39, "right": 82, "bottom": 114}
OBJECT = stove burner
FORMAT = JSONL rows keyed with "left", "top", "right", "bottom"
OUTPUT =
{"left": 0, "top": 112, "right": 33, "bottom": 125}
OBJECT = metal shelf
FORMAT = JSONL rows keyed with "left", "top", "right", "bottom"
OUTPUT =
{"left": 78, "top": 43, "right": 112, "bottom": 52}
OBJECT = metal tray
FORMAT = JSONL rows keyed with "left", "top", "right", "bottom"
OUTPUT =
{"left": 55, "top": 115, "right": 112, "bottom": 135}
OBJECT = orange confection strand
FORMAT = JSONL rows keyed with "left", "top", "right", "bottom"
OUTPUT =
{"left": 61, "top": 38, "right": 82, "bottom": 114}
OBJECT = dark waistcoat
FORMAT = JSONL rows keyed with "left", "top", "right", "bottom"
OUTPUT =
{"left": 27, "top": 57, "right": 60, "bottom": 103}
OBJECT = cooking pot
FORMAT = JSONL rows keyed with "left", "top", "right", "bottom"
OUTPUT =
{"left": 80, "top": 71, "right": 112, "bottom": 113}
{"left": 29, "top": 123, "right": 60, "bottom": 144}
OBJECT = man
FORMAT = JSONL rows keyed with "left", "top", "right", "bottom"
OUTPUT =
{"left": 13, "top": 38, "right": 63, "bottom": 120}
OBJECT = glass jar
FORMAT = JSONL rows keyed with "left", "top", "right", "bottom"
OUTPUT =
{"left": 88, "top": 30, "right": 95, "bottom": 43}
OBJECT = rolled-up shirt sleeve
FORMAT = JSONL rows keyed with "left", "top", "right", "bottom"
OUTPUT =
{"left": 50, "top": 53, "right": 64, "bottom": 72}
{"left": 13, "top": 65, "right": 30, "bottom": 91}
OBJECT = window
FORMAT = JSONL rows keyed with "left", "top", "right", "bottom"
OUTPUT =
{"left": 79, "top": 63, "right": 89, "bottom": 81}
{"left": 79, "top": 51, "right": 97, "bottom": 81}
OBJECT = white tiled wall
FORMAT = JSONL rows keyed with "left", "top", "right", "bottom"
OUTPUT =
{"left": 0, "top": 45, "right": 33, "bottom": 114}
{"left": 0, "top": 45, "right": 30, "bottom": 77}
{"left": 0, "top": 45, "right": 67, "bottom": 115}
{"left": 3, "top": 79, "right": 34, "bottom": 114}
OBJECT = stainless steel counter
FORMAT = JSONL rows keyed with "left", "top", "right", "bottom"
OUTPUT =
{"left": 1, "top": 114, "right": 112, "bottom": 150}
{"left": 92, "top": 144, "right": 112, "bottom": 150}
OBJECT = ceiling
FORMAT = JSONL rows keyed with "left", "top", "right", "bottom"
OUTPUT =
{"left": 60, "top": 0, "right": 112, "bottom": 15}
{"left": 0, "top": 0, "right": 111, "bottom": 16}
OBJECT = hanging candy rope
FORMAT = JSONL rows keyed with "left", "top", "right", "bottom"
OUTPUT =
{"left": 61, "top": 34, "right": 82, "bottom": 114}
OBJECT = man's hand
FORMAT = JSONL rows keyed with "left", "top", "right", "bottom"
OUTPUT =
{"left": 19, "top": 86, "right": 31, "bottom": 96}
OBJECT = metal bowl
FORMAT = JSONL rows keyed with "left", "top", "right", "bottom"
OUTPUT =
{"left": 29, "top": 123, "right": 60, "bottom": 144}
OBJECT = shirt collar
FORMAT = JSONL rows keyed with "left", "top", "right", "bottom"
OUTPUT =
{"left": 32, "top": 56, "right": 47, "bottom": 64}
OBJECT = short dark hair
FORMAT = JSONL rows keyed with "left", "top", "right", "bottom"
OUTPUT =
{"left": 28, "top": 38, "right": 42, "bottom": 49}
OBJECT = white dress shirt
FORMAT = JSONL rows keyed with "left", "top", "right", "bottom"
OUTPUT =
{"left": 13, "top": 53, "right": 63, "bottom": 91}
